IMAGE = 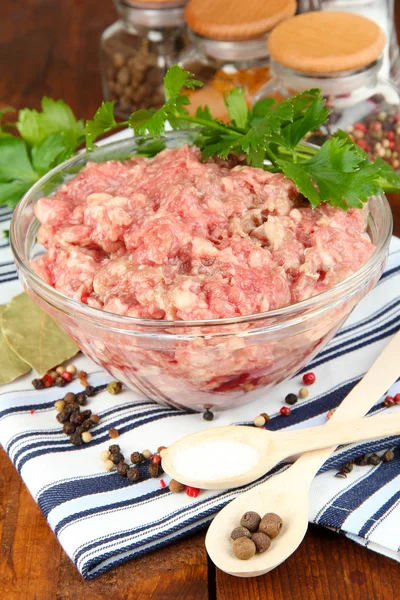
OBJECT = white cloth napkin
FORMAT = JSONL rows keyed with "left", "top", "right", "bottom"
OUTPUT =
{"left": 1, "top": 206, "right": 400, "bottom": 578}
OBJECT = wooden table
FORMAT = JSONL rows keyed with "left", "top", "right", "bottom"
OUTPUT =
{"left": 1, "top": 2, "right": 400, "bottom": 598}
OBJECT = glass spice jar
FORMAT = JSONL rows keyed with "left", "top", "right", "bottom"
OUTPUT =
{"left": 254, "top": 11, "right": 400, "bottom": 167}
{"left": 100, "top": 0, "right": 189, "bottom": 118}
{"left": 178, "top": 0, "right": 296, "bottom": 121}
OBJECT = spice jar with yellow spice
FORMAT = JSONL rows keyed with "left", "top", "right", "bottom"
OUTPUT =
{"left": 100, "top": 0, "right": 189, "bottom": 119}
{"left": 254, "top": 11, "right": 400, "bottom": 166}
{"left": 178, "top": 0, "right": 296, "bottom": 121}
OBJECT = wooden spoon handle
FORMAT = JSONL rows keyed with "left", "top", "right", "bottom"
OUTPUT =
{"left": 285, "top": 330, "right": 400, "bottom": 482}
{"left": 275, "top": 413, "right": 400, "bottom": 457}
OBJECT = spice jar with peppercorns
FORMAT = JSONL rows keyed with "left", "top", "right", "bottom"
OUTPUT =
{"left": 178, "top": 0, "right": 296, "bottom": 122}
{"left": 254, "top": 11, "right": 400, "bottom": 166}
{"left": 100, "top": 0, "right": 190, "bottom": 118}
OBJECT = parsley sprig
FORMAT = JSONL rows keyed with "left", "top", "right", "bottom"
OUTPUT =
{"left": 86, "top": 65, "right": 400, "bottom": 210}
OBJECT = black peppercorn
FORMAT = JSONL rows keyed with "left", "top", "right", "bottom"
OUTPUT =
{"left": 131, "top": 451, "right": 144, "bottom": 464}
{"left": 127, "top": 467, "right": 140, "bottom": 482}
{"left": 81, "top": 409, "right": 92, "bottom": 420}
{"left": 148, "top": 463, "right": 162, "bottom": 478}
{"left": 90, "top": 414, "right": 101, "bottom": 425}
{"left": 111, "top": 451, "right": 125, "bottom": 465}
{"left": 64, "top": 392, "right": 76, "bottom": 404}
{"left": 109, "top": 444, "right": 121, "bottom": 455}
{"left": 55, "top": 376, "right": 67, "bottom": 387}
{"left": 56, "top": 410, "right": 70, "bottom": 424}
{"left": 70, "top": 432, "right": 83, "bottom": 445}
{"left": 85, "top": 385, "right": 95, "bottom": 397}
{"left": 76, "top": 393, "right": 87, "bottom": 406}
{"left": 285, "top": 393, "right": 298, "bottom": 405}
{"left": 335, "top": 471, "right": 347, "bottom": 479}
{"left": 32, "top": 378, "right": 45, "bottom": 390}
{"left": 240, "top": 511, "right": 261, "bottom": 533}
{"left": 368, "top": 454, "right": 381, "bottom": 466}
{"left": 203, "top": 409, "right": 214, "bottom": 421}
{"left": 79, "top": 419, "right": 93, "bottom": 432}
{"left": 383, "top": 449, "right": 395, "bottom": 462}
{"left": 341, "top": 460, "right": 354, "bottom": 474}
{"left": 63, "top": 422, "right": 76, "bottom": 435}
{"left": 70, "top": 411, "right": 85, "bottom": 425}
{"left": 355, "top": 454, "right": 370, "bottom": 466}
{"left": 117, "top": 462, "right": 129, "bottom": 476}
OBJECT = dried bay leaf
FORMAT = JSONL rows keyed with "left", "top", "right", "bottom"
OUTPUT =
{"left": 2, "top": 292, "right": 79, "bottom": 376}
{"left": 0, "top": 306, "right": 31, "bottom": 384}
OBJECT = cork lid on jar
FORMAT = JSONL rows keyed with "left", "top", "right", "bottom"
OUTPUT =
{"left": 185, "top": 0, "right": 297, "bottom": 40}
{"left": 268, "top": 11, "right": 386, "bottom": 73}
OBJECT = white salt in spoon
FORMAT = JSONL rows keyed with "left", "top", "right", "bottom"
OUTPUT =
{"left": 162, "top": 412, "right": 400, "bottom": 490}
{"left": 205, "top": 330, "right": 400, "bottom": 577}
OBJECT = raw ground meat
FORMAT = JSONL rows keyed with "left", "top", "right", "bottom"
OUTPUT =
{"left": 32, "top": 145, "right": 374, "bottom": 321}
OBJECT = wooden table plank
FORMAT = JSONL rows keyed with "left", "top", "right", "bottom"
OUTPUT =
{"left": 1, "top": 1, "right": 400, "bottom": 598}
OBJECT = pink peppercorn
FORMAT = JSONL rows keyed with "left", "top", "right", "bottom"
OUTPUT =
{"left": 388, "top": 140, "right": 395, "bottom": 150}
{"left": 394, "top": 393, "right": 400, "bottom": 404}
{"left": 394, "top": 113, "right": 400, "bottom": 124}
{"left": 30, "top": 409, "right": 35, "bottom": 415}
{"left": 354, "top": 122, "right": 367, "bottom": 133}
{"left": 303, "top": 372, "right": 316, "bottom": 385}
{"left": 151, "top": 454, "right": 162, "bottom": 465}
{"left": 384, "top": 396, "right": 395, "bottom": 407}
{"left": 185, "top": 486, "right": 200, "bottom": 498}
{"left": 61, "top": 371, "right": 73, "bottom": 382}
{"left": 386, "top": 130, "right": 395, "bottom": 140}
{"left": 371, "top": 121, "right": 382, "bottom": 131}
{"left": 280, "top": 406, "right": 291, "bottom": 416}
{"left": 42, "top": 374, "right": 54, "bottom": 387}
{"left": 160, "top": 479, "right": 166, "bottom": 489}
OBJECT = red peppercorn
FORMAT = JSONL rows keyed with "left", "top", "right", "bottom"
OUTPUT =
{"left": 371, "top": 121, "right": 382, "bottom": 131}
{"left": 30, "top": 409, "right": 35, "bottom": 415}
{"left": 386, "top": 130, "right": 395, "bottom": 140}
{"left": 61, "top": 371, "right": 73, "bottom": 382}
{"left": 42, "top": 374, "right": 54, "bottom": 387}
{"left": 185, "top": 486, "right": 200, "bottom": 498}
{"left": 394, "top": 393, "right": 400, "bottom": 405}
{"left": 356, "top": 139, "right": 370, "bottom": 152}
{"left": 151, "top": 454, "right": 162, "bottom": 465}
{"left": 384, "top": 395, "right": 395, "bottom": 407}
{"left": 303, "top": 372, "right": 316, "bottom": 385}
{"left": 280, "top": 406, "right": 291, "bottom": 416}
{"left": 160, "top": 479, "right": 166, "bottom": 489}
{"left": 388, "top": 140, "right": 395, "bottom": 150}
{"left": 354, "top": 122, "right": 367, "bottom": 133}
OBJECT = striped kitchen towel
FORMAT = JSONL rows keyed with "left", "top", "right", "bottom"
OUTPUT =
{"left": 1, "top": 203, "right": 400, "bottom": 578}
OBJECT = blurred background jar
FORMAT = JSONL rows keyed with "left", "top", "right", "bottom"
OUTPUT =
{"left": 179, "top": 0, "right": 297, "bottom": 121}
{"left": 297, "top": 0, "right": 400, "bottom": 84}
{"left": 255, "top": 11, "right": 400, "bottom": 168}
{"left": 100, "top": 0, "right": 189, "bottom": 119}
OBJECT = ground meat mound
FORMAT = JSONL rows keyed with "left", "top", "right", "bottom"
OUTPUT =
{"left": 32, "top": 145, "right": 375, "bottom": 320}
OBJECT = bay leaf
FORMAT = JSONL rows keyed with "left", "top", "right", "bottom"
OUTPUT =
{"left": 2, "top": 292, "right": 79, "bottom": 376}
{"left": 0, "top": 305, "right": 31, "bottom": 384}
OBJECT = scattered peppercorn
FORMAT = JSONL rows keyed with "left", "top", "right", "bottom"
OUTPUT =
{"left": 79, "top": 419, "right": 93, "bottom": 433}
{"left": 251, "top": 532, "right": 271, "bottom": 553}
{"left": 78, "top": 370, "right": 88, "bottom": 380}
{"left": 56, "top": 366, "right": 65, "bottom": 375}
{"left": 368, "top": 454, "right": 381, "bottom": 466}
{"left": 127, "top": 467, "right": 141, "bottom": 482}
{"left": 117, "top": 462, "right": 129, "bottom": 476}
{"left": 81, "top": 409, "right": 92, "bottom": 420}
{"left": 70, "top": 432, "right": 83, "bottom": 445}
{"left": 233, "top": 537, "right": 256, "bottom": 560}
{"left": 160, "top": 479, "right": 166, "bottom": 489}
{"left": 64, "top": 392, "right": 76, "bottom": 404}
{"left": 384, "top": 395, "right": 395, "bottom": 407}
{"left": 70, "top": 411, "right": 85, "bottom": 425}
{"left": 285, "top": 393, "right": 298, "bottom": 405}
{"left": 148, "top": 463, "right": 162, "bottom": 478}
{"left": 299, "top": 387, "right": 309, "bottom": 399}
{"left": 82, "top": 431, "right": 93, "bottom": 443}
{"left": 157, "top": 446, "right": 167, "bottom": 454}
{"left": 151, "top": 454, "right": 162, "bottom": 465}
{"left": 42, "top": 374, "right": 54, "bottom": 387}
{"left": 131, "top": 451, "right": 144, "bottom": 464}
{"left": 54, "top": 400, "right": 66, "bottom": 412}
{"left": 56, "top": 409, "right": 71, "bottom": 424}
{"left": 231, "top": 526, "right": 252, "bottom": 541}
{"left": 55, "top": 376, "right": 67, "bottom": 387}
{"left": 383, "top": 449, "right": 395, "bottom": 462}
{"left": 142, "top": 449, "right": 152, "bottom": 459}
{"left": 258, "top": 513, "right": 283, "bottom": 539}
{"left": 203, "top": 409, "right": 214, "bottom": 421}
{"left": 32, "top": 378, "right": 45, "bottom": 390}
{"left": 76, "top": 393, "right": 87, "bottom": 406}
{"left": 355, "top": 454, "right": 370, "bottom": 466}
{"left": 63, "top": 422, "right": 76, "bottom": 435}
{"left": 260, "top": 413, "right": 270, "bottom": 423}
{"left": 61, "top": 371, "right": 73, "bottom": 383}
{"left": 240, "top": 511, "right": 261, "bottom": 533}
{"left": 394, "top": 393, "right": 400, "bottom": 405}
{"left": 85, "top": 385, "right": 95, "bottom": 397}
{"left": 48, "top": 370, "right": 58, "bottom": 380}
{"left": 109, "top": 444, "right": 121, "bottom": 454}
{"left": 253, "top": 415, "right": 266, "bottom": 427}
{"left": 302, "top": 372, "right": 316, "bottom": 385}
{"left": 185, "top": 486, "right": 200, "bottom": 498}
{"left": 104, "top": 459, "right": 115, "bottom": 472}
{"left": 280, "top": 406, "right": 291, "bottom": 416}
{"left": 169, "top": 479, "right": 185, "bottom": 493}
{"left": 341, "top": 460, "right": 354, "bottom": 474}
{"left": 335, "top": 471, "right": 347, "bottom": 479}
{"left": 100, "top": 450, "right": 111, "bottom": 461}
{"left": 327, "top": 409, "right": 336, "bottom": 420}
{"left": 111, "top": 451, "right": 125, "bottom": 465}
{"left": 90, "top": 414, "right": 101, "bottom": 425}
{"left": 108, "top": 428, "right": 119, "bottom": 439}
{"left": 66, "top": 365, "right": 77, "bottom": 375}
{"left": 106, "top": 381, "right": 122, "bottom": 395}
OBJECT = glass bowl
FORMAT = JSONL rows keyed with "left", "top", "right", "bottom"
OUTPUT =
{"left": 10, "top": 133, "right": 393, "bottom": 411}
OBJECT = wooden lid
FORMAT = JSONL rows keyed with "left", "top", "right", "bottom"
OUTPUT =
{"left": 125, "top": 0, "right": 186, "bottom": 6}
{"left": 185, "top": 0, "right": 297, "bottom": 40}
{"left": 268, "top": 11, "right": 386, "bottom": 73}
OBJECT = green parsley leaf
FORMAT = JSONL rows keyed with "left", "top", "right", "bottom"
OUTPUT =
{"left": 163, "top": 65, "right": 202, "bottom": 101}
{"left": 0, "top": 181, "right": 33, "bottom": 208}
{"left": 31, "top": 132, "right": 70, "bottom": 176}
{"left": 17, "top": 98, "right": 85, "bottom": 149}
{"left": 0, "top": 137, "right": 38, "bottom": 184}
{"left": 85, "top": 101, "right": 118, "bottom": 150}
{"left": 225, "top": 88, "right": 248, "bottom": 129}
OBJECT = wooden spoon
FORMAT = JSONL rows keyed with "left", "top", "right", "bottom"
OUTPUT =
{"left": 205, "top": 330, "right": 400, "bottom": 577}
{"left": 161, "top": 414, "right": 400, "bottom": 490}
